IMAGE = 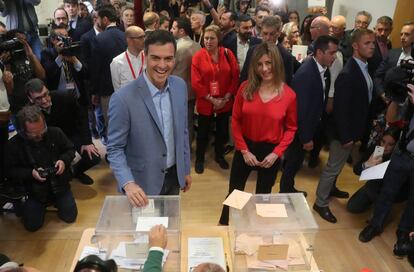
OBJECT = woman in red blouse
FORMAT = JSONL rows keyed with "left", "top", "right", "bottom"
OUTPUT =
{"left": 191, "top": 25, "right": 239, "bottom": 174}
{"left": 219, "top": 42, "right": 298, "bottom": 225}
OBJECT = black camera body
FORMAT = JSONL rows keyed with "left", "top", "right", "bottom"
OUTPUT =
{"left": 56, "top": 34, "right": 81, "bottom": 56}
{"left": 38, "top": 166, "right": 57, "bottom": 179}
{"left": 384, "top": 59, "right": 414, "bottom": 103}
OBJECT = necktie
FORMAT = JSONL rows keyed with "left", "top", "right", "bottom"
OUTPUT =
{"left": 323, "top": 69, "right": 331, "bottom": 102}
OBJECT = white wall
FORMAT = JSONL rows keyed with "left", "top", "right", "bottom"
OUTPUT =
{"left": 35, "top": 0, "right": 64, "bottom": 26}
{"left": 331, "top": 0, "right": 397, "bottom": 30}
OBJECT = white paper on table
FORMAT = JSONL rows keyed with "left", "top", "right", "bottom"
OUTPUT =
{"left": 308, "top": 0, "right": 326, "bottom": 7}
{"left": 256, "top": 204, "right": 288, "bottom": 218}
{"left": 188, "top": 237, "right": 226, "bottom": 271}
{"left": 223, "top": 189, "right": 252, "bottom": 210}
{"left": 136, "top": 216, "right": 169, "bottom": 231}
{"left": 79, "top": 246, "right": 107, "bottom": 260}
{"left": 359, "top": 161, "right": 390, "bottom": 181}
{"left": 291, "top": 45, "right": 308, "bottom": 62}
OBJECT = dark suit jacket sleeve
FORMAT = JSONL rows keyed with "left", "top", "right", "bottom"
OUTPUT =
{"left": 72, "top": 96, "right": 93, "bottom": 145}
{"left": 41, "top": 49, "right": 61, "bottom": 86}
{"left": 240, "top": 47, "right": 253, "bottom": 83}
{"left": 278, "top": 45, "right": 294, "bottom": 85}
{"left": 54, "top": 127, "right": 76, "bottom": 166}
{"left": 333, "top": 72, "right": 354, "bottom": 144}
{"left": 90, "top": 36, "right": 101, "bottom": 95}
{"left": 6, "top": 137, "right": 33, "bottom": 182}
{"left": 143, "top": 250, "right": 163, "bottom": 272}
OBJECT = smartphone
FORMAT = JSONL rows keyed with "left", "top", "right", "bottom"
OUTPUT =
{"left": 373, "top": 146, "right": 384, "bottom": 157}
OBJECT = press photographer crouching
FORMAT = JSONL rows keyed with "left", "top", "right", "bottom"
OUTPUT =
{"left": 25, "top": 78, "right": 100, "bottom": 185}
{"left": 359, "top": 83, "right": 414, "bottom": 258}
{"left": 6, "top": 105, "right": 77, "bottom": 232}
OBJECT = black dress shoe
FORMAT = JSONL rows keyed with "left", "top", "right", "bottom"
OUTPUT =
{"left": 76, "top": 173, "right": 94, "bottom": 185}
{"left": 195, "top": 161, "right": 204, "bottom": 174}
{"left": 359, "top": 225, "right": 381, "bottom": 243}
{"left": 330, "top": 187, "right": 349, "bottom": 198}
{"left": 393, "top": 230, "right": 412, "bottom": 256}
{"left": 224, "top": 145, "right": 234, "bottom": 155}
{"left": 313, "top": 204, "right": 337, "bottom": 223}
{"left": 215, "top": 157, "right": 229, "bottom": 169}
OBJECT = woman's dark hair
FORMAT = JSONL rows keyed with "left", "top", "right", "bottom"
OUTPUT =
{"left": 300, "top": 14, "right": 315, "bottom": 45}
{"left": 288, "top": 10, "right": 300, "bottom": 24}
{"left": 382, "top": 127, "right": 401, "bottom": 142}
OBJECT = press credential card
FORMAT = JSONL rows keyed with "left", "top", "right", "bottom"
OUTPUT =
{"left": 256, "top": 204, "right": 288, "bottom": 218}
{"left": 257, "top": 244, "right": 289, "bottom": 261}
{"left": 136, "top": 216, "right": 168, "bottom": 231}
{"left": 223, "top": 189, "right": 252, "bottom": 210}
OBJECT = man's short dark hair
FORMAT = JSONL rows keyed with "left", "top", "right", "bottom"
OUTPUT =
{"left": 63, "top": 0, "right": 79, "bottom": 5}
{"left": 174, "top": 17, "right": 192, "bottom": 36}
{"left": 159, "top": 14, "right": 170, "bottom": 26}
{"left": 351, "top": 28, "right": 374, "bottom": 44}
{"left": 96, "top": 4, "right": 118, "bottom": 23}
{"left": 376, "top": 16, "right": 393, "bottom": 27}
{"left": 236, "top": 14, "right": 252, "bottom": 26}
{"left": 16, "top": 105, "right": 44, "bottom": 132}
{"left": 25, "top": 78, "right": 45, "bottom": 97}
{"left": 255, "top": 5, "right": 270, "bottom": 15}
{"left": 314, "top": 35, "right": 339, "bottom": 54}
{"left": 144, "top": 30, "right": 177, "bottom": 55}
{"left": 226, "top": 11, "right": 238, "bottom": 22}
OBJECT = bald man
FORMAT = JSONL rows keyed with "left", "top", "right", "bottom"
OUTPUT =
{"left": 110, "top": 26, "right": 146, "bottom": 90}
{"left": 308, "top": 16, "right": 330, "bottom": 55}
{"left": 330, "top": 15, "right": 346, "bottom": 41}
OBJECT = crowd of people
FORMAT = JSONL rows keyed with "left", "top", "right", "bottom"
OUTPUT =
{"left": 0, "top": 0, "right": 413, "bottom": 268}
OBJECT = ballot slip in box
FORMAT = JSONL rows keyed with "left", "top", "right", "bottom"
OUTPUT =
{"left": 229, "top": 193, "right": 318, "bottom": 271}
{"left": 92, "top": 195, "right": 181, "bottom": 271}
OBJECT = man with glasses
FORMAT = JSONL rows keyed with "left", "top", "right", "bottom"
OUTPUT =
{"left": 6, "top": 105, "right": 77, "bottom": 231}
{"left": 110, "top": 26, "right": 145, "bottom": 91}
{"left": 25, "top": 78, "right": 100, "bottom": 185}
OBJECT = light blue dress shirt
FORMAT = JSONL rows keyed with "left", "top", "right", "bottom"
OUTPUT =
{"left": 143, "top": 71, "right": 176, "bottom": 168}
{"left": 353, "top": 57, "right": 373, "bottom": 103}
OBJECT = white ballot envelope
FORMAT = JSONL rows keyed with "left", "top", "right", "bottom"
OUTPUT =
{"left": 360, "top": 161, "right": 390, "bottom": 181}
{"left": 223, "top": 189, "right": 252, "bottom": 210}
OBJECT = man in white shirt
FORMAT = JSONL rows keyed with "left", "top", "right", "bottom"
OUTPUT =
{"left": 110, "top": 26, "right": 145, "bottom": 91}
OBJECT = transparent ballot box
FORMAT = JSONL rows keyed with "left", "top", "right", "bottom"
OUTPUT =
{"left": 229, "top": 193, "right": 318, "bottom": 271}
{"left": 92, "top": 195, "right": 180, "bottom": 271}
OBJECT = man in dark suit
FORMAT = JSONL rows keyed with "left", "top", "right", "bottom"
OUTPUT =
{"left": 374, "top": 22, "right": 414, "bottom": 99}
{"left": 222, "top": 14, "right": 261, "bottom": 72}
{"left": 220, "top": 10, "right": 237, "bottom": 47}
{"left": 64, "top": 0, "right": 93, "bottom": 42}
{"left": 40, "top": 25, "right": 89, "bottom": 107}
{"left": 90, "top": 4, "right": 127, "bottom": 129}
{"left": 240, "top": 15, "right": 297, "bottom": 85}
{"left": 280, "top": 35, "right": 339, "bottom": 196}
{"left": 314, "top": 29, "right": 376, "bottom": 223}
{"left": 368, "top": 16, "right": 393, "bottom": 76}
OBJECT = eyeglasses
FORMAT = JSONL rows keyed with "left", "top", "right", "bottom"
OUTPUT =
{"left": 129, "top": 35, "right": 145, "bottom": 40}
{"left": 32, "top": 91, "right": 50, "bottom": 103}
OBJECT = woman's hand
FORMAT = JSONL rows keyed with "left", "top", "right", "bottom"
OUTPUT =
{"left": 242, "top": 151, "right": 260, "bottom": 167}
{"left": 259, "top": 153, "right": 279, "bottom": 168}
{"left": 365, "top": 153, "right": 383, "bottom": 168}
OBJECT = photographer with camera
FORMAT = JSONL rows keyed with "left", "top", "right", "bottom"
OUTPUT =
{"left": 359, "top": 83, "right": 414, "bottom": 257}
{"left": 25, "top": 78, "right": 100, "bottom": 185}
{"left": 40, "top": 24, "right": 88, "bottom": 107}
{"left": 6, "top": 105, "right": 77, "bottom": 232}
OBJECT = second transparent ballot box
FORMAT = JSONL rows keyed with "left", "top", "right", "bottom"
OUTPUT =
{"left": 229, "top": 193, "right": 318, "bottom": 271}
{"left": 93, "top": 195, "right": 180, "bottom": 271}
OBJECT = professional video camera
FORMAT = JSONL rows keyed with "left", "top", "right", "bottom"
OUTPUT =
{"left": 384, "top": 59, "right": 414, "bottom": 103}
{"left": 55, "top": 34, "right": 81, "bottom": 56}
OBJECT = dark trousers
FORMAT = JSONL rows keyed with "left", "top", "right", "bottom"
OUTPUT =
{"left": 370, "top": 151, "right": 414, "bottom": 232}
{"left": 0, "top": 124, "right": 8, "bottom": 183}
{"left": 160, "top": 165, "right": 180, "bottom": 195}
{"left": 23, "top": 190, "right": 77, "bottom": 232}
{"left": 196, "top": 112, "right": 229, "bottom": 162}
{"left": 279, "top": 135, "right": 305, "bottom": 192}
{"left": 70, "top": 135, "right": 101, "bottom": 175}
{"left": 219, "top": 140, "right": 280, "bottom": 225}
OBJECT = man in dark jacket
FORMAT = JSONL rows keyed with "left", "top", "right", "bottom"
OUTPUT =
{"left": 7, "top": 105, "right": 77, "bottom": 232}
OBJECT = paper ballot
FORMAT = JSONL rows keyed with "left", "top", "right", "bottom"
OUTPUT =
{"left": 360, "top": 161, "right": 390, "bottom": 181}
{"left": 223, "top": 189, "right": 252, "bottom": 209}
{"left": 256, "top": 204, "right": 288, "bottom": 218}
{"left": 136, "top": 216, "right": 168, "bottom": 231}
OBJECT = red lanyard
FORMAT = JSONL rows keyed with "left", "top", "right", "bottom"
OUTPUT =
{"left": 125, "top": 51, "right": 144, "bottom": 79}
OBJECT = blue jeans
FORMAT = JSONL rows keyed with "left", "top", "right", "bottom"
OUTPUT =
{"left": 25, "top": 32, "right": 42, "bottom": 61}
{"left": 23, "top": 190, "right": 77, "bottom": 232}
{"left": 95, "top": 105, "right": 106, "bottom": 139}
{"left": 370, "top": 151, "right": 414, "bottom": 232}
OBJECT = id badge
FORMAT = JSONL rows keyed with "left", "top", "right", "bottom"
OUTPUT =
{"left": 66, "top": 82, "right": 75, "bottom": 90}
{"left": 209, "top": 80, "right": 219, "bottom": 96}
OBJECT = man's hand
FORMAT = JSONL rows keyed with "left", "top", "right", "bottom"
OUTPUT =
{"left": 18, "top": 37, "right": 35, "bottom": 59}
{"left": 80, "top": 144, "right": 100, "bottom": 160}
{"left": 365, "top": 153, "right": 383, "bottom": 168}
{"left": 0, "top": 51, "right": 11, "bottom": 63}
{"left": 32, "top": 168, "right": 46, "bottom": 182}
{"left": 124, "top": 182, "right": 149, "bottom": 207}
{"left": 182, "top": 175, "right": 192, "bottom": 192}
{"left": 91, "top": 95, "right": 100, "bottom": 106}
{"left": 342, "top": 141, "right": 354, "bottom": 149}
{"left": 149, "top": 224, "right": 168, "bottom": 249}
{"left": 408, "top": 84, "right": 414, "bottom": 105}
{"left": 242, "top": 151, "right": 260, "bottom": 167}
{"left": 55, "top": 160, "right": 65, "bottom": 175}
{"left": 259, "top": 152, "right": 278, "bottom": 168}
{"left": 2, "top": 70, "right": 13, "bottom": 84}
{"left": 303, "top": 141, "right": 314, "bottom": 151}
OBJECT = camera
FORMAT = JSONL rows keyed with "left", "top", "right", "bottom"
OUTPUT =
{"left": 54, "top": 34, "right": 81, "bottom": 56}
{"left": 38, "top": 166, "right": 57, "bottom": 179}
{"left": 384, "top": 59, "right": 414, "bottom": 103}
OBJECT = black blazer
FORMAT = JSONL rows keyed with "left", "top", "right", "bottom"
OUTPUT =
{"left": 40, "top": 47, "right": 89, "bottom": 106}
{"left": 292, "top": 58, "right": 327, "bottom": 144}
{"left": 90, "top": 26, "right": 126, "bottom": 96}
{"left": 240, "top": 43, "right": 295, "bottom": 85}
{"left": 69, "top": 16, "right": 93, "bottom": 42}
{"left": 373, "top": 48, "right": 402, "bottom": 95}
{"left": 368, "top": 39, "right": 392, "bottom": 76}
{"left": 80, "top": 28, "right": 97, "bottom": 73}
{"left": 333, "top": 57, "right": 372, "bottom": 144}
{"left": 222, "top": 31, "right": 262, "bottom": 62}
